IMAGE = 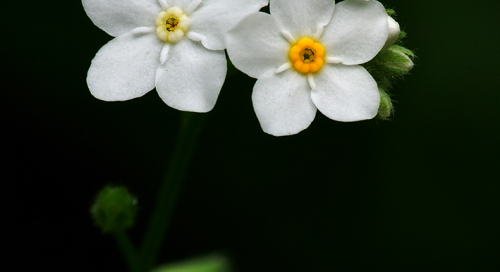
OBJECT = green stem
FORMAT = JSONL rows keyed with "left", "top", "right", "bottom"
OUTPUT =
{"left": 139, "top": 112, "right": 207, "bottom": 271}
{"left": 112, "top": 231, "right": 141, "bottom": 272}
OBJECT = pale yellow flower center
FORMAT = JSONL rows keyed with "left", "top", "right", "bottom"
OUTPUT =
{"left": 155, "top": 7, "right": 190, "bottom": 43}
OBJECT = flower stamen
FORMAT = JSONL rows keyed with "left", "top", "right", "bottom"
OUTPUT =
{"left": 166, "top": 18, "right": 179, "bottom": 32}
{"left": 289, "top": 38, "right": 325, "bottom": 74}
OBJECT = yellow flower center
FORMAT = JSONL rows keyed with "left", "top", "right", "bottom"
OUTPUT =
{"left": 155, "top": 7, "right": 190, "bottom": 43}
{"left": 289, "top": 38, "right": 325, "bottom": 74}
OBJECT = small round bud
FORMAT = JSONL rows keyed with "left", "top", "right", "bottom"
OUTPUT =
{"left": 90, "top": 186, "right": 138, "bottom": 233}
{"left": 377, "top": 89, "right": 393, "bottom": 120}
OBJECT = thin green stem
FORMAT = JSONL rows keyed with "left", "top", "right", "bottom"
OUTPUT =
{"left": 139, "top": 112, "right": 207, "bottom": 271}
{"left": 112, "top": 231, "right": 141, "bottom": 272}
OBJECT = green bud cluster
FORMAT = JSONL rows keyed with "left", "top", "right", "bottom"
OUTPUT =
{"left": 363, "top": 8, "right": 415, "bottom": 120}
{"left": 90, "top": 186, "right": 138, "bottom": 233}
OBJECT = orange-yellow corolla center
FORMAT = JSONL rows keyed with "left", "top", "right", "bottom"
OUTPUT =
{"left": 289, "top": 38, "right": 325, "bottom": 74}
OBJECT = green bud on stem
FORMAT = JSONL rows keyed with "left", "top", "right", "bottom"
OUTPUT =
{"left": 377, "top": 88, "right": 393, "bottom": 120}
{"left": 383, "top": 45, "right": 414, "bottom": 76}
{"left": 90, "top": 186, "right": 138, "bottom": 233}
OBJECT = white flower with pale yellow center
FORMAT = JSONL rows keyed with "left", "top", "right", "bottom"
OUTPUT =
{"left": 226, "top": 0, "right": 390, "bottom": 136}
{"left": 83, "top": 0, "right": 267, "bottom": 112}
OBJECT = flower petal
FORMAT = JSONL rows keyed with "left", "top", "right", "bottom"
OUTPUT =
{"left": 252, "top": 69, "right": 317, "bottom": 136}
{"left": 82, "top": 0, "right": 161, "bottom": 37}
{"left": 166, "top": 0, "right": 198, "bottom": 11}
{"left": 270, "top": 0, "right": 335, "bottom": 38}
{"left": 189, "top": 0, "right": 268, "bottom": 50}
{"left": 226, "top": 12, "right": 289, "bottom": 79}
{"left": 311, "top": 64, "right": 380, "bottom": 122}
{"left": 155, "top": 38, "right": 226, "bottom": 112}
{"left": 87, "top": 32, "right": 162, "bottom": 101}
{"left": 321, "top": 0, "right": 388, "bottom": 65}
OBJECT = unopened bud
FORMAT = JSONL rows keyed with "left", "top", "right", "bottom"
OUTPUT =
{"left": 383, "top": 45, "right": 414, "bottom": 76}
{"left": 377, "top": 88, "right": 393, "bottom": 120}
{"left": 90, "top": 186, "right": 138, "bottom": 233}
{"left": 383, "top": 16, "right": 400, "bottom": 49}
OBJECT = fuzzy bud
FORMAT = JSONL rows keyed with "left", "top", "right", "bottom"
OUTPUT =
{"left": 377, "top": 89, "right": 393, "bottom": 120}
{"left": 90, "top": 186, "right": 138, "bottom": 233}
{"left": 383, "top": 45, "right": 414, "bottom": 76}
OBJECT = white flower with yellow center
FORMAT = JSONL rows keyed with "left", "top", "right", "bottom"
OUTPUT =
{"left": 226, "top": 0, "right": 389, "bottom": 136}
{"left": 83, "top": 0, "right": 267, "bottom": 112}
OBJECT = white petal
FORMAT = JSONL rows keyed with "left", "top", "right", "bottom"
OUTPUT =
{"left": 270, "top": 0, "right": 335, "bottom": 38}
{"left": 189, "top": 0, "right": 268, "bottom": 50}
{"left": 187, "top": 31, "right": 203, "bottom": 42}
{"left": 166, "top": 0, "right": 196, "bottom": 11}
{"left": 280, "top": 30, "right": 296, "bottom": 43}
{"left": 132, "top": 27, "right": 155, "bottom": 34}
{"left": 82, "top": 0, "right": 161, "bottom": 37}
{"left": 186, "top": 0, "right": 202, "bottom": 14}
{"left": 87, "top": 32, "right": 162, "bottom": 101}
{"left": 160, "top": 43, "right": 171, "bottom": 64}
{"left": 307, "top": 74, "right": 316, "bottom": 91}
{"left": 226, "top": 12, "right": 289, "bottom": 79}
{"left": 252, "top": 69, "right": 317, "bottom": 136}
{"left": 321, "top": 0, "right": 388, "bottom": 65}
{"left": 155, "top": 38, "right": 226, "bottom": 112}
{"left": 275, "top": 62, "right": 291, "bottom": 74}
{"left": 311, "top": 64, "right": 380, "bottom": 122}
{"left": 158, "top": 0, "right": 169, "bottom": 10}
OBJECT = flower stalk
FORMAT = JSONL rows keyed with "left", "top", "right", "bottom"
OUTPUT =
{"left": 112, "top": 231, "right": 142, "bottom": 272}
{"left": 139, "top": 112, "right": 207, "bottom": 272}
{"left": 93, "top": 112, "right": 207, "bottom": 272}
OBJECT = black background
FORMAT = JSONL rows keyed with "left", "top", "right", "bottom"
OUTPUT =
{"left": 2, "top": 0, "right": 499, "bottom": 271}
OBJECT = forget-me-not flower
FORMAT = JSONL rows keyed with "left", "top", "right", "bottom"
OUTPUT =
{"left": 83, "top": 0, "right": 267, "bottom": 112}
{"left": 226, "top": 0, "right": 389, "bottom": 136}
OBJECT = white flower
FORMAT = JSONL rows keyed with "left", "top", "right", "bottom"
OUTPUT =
{"left": 226, "top": 0, "right": 389, "bottom": 136}
{"left": 83, "top": 0, "right": 267, "bottom": 112}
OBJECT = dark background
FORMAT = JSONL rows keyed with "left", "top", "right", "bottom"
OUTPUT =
{"left": 2, "top": 0, "right": 499, "bottom": 271}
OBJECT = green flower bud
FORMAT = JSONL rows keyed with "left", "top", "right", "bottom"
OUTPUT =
{"left": 383, "top": 45, "right": 414, "bottom": 76}
{"left": 377, "top": 88, "right": 393, "bottom": 120}
{"left": 362, "top": 41, "right": 414, "bottom": 84}
{"left": 90, "top": 186, "right": 138, "bottom": 233}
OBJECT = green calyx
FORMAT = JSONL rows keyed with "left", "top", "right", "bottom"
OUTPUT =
{"left": 90, "top": 186, "right": 138, "bottom": 233}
